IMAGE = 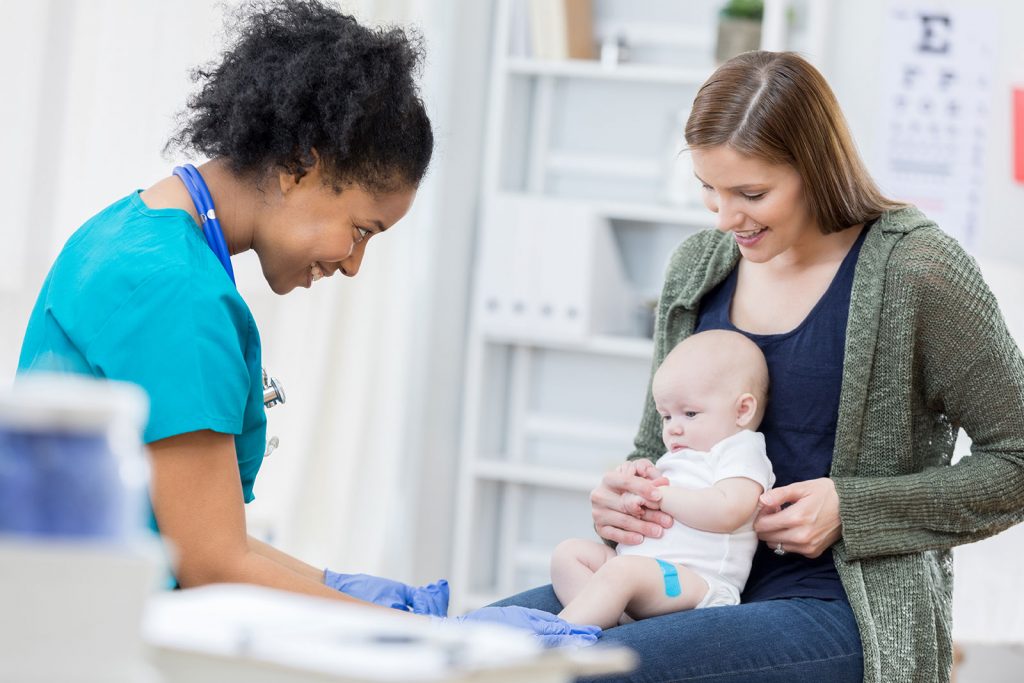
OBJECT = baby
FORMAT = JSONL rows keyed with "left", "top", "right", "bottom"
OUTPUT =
{"left": 551, "top": 329, "right": 774, "bottom": 629}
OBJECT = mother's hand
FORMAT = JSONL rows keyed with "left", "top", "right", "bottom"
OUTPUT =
{"left": 753, "top": 478, "right": 843, "bottom": 558}
{"left": 591, "top": 459, "right": 673, "bottom": 546}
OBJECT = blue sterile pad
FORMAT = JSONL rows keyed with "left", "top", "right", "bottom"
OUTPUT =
{"left": 656, "top": 559, "right": 682, "bottom": 597}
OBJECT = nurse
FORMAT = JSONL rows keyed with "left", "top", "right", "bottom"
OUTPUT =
{"left": 17, "top": 0, "right": 597, "bottom": 646}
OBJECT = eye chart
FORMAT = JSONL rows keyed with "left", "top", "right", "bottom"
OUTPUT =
{"left": 873, "top": 3, "right": 997, "bottom": 249}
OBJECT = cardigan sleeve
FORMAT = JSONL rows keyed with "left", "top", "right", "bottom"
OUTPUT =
{"left": 835, "top": 229, "right": 1024, "bottom": 560}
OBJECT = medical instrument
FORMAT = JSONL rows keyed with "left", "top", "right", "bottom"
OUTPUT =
{"left": 172, "top": 164, "right": 235, "bottom": 284}
{"left": 262, "top": 367, "right": 285, "bottom": 408}
{"left": 172, "top": 164, "right": 287, "bottom": 417}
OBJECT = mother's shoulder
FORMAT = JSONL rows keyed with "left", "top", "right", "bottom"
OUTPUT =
{"left": 662, "top": 229, "right": 738, "bottom": 306}
{"left": 873, "top": 206, "right": 980, "bottom": 289}
{"left": 667, "top": 229, "right": 734, "bottom": 270}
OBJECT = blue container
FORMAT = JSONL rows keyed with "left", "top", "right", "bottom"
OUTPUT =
{"left": 0, "top": 377, "right": 148, "bottom": 541}
{"left": 0, "top": 429, "right": 123, "bottom": 537}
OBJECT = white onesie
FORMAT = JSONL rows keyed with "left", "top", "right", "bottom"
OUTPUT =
{"left": 617, "top": 429, "right": 775, "bottom": 608}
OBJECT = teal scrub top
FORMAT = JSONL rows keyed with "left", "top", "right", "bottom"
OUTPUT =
{"left": 18, "top": 192, "right": 267, "bottom": 505}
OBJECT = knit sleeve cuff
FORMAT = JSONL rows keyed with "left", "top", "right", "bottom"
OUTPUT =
{"left": 834, "top": 474, "right": 938, "bottom": 560}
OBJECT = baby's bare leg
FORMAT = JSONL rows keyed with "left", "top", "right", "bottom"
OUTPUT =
{"left": 559, "top": 555, "right": 709, "bottom": 629}
{"left": 550, "top": 538, "right": 617, "bottom": 608}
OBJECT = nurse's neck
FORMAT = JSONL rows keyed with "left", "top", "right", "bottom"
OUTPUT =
{"left": 140, "top": 158, "right": 260, "bottom": 256}
{"left": 190, "top": 159, "right": 261, "bottom": 256}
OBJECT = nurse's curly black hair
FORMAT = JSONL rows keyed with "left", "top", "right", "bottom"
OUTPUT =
{"left": 167, "top": 0, "right": 433, "bottom": 194}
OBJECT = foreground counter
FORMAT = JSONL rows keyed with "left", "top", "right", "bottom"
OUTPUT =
{"left": 0, "top": 540, "right": 633, "bottom": 682}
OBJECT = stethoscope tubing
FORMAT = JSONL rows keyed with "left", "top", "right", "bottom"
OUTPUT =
{"left": 172, "top": 164, "right": 236, "bottom": 284}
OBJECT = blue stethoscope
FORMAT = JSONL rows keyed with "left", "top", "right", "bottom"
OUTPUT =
{"left": 173, "top": 164, "right": 236, "bottom": 284}
{"left": 173, "top": 164, "right": 285, "bottom": 456}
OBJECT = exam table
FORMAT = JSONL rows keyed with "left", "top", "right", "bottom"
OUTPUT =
{"left": 0, "top": 540, "right": 634, "bottom": 682}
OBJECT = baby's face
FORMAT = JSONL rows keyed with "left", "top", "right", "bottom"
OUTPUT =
{"left": 653, "top": 370, "right": 745, "bottom": 454}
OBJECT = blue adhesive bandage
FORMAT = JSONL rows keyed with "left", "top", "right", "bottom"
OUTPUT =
{"left": 656, "top": 559, "right": 681, "bottom": 597}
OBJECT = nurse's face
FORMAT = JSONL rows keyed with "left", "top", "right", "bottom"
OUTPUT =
{"left": 255, "top": 170, "right": 416, "bottom": 294}
{"left": 691, "top": 145, "right": 820, "bottom": 264}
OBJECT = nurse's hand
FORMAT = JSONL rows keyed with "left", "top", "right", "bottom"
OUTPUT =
{"left": 753, "top": 478, "right": 843, "bottom": 559}
{"left": 323, "top": 570, "right": 449, "bottom": 616}
{"left": 451, "top": 606, "right": 601, "bottom": 648}
{"left": 591, "top": 459, "right": 673, "bottom": 546}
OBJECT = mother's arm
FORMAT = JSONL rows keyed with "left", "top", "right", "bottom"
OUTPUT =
{"left": 149, "top": 429, "right": 365, "bottom": 602}
{"left": 833, "top": 230, "right": 1024, "bottom": 560}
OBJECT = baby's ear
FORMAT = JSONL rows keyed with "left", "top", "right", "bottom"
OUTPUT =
{"left": 735, "top": 393, "right": 758, "bottom": 428}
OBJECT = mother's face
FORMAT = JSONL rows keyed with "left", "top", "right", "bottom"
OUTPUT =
{"left": 691, "top": 145, "right": 819, "bottom": 264}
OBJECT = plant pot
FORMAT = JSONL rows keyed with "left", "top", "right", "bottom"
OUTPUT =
{"left": 715, "top": 16, "right": 762, "bottom": 63}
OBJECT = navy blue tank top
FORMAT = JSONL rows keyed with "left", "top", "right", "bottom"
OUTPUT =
{"left": 695, "top": 223, "right": 870, "bottom": 603}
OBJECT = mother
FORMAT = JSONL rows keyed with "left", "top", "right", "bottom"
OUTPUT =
{"left": 497, "top": 51, "right": 1024, "bottom": 681}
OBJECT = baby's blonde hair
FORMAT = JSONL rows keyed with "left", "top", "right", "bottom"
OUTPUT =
{"left": 655, "top": 330, "right": 769, "bottom": 426}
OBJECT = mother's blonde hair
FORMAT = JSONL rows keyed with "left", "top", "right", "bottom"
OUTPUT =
{"left": 685, "top": 51, "right": 901, "bottom": 233}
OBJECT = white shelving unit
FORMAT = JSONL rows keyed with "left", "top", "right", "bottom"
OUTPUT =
{"left": 506, "top": 56, "right": 712, "bottom": 85}
{"left": 451, "top": 0, "right": 830, "bottom": 612}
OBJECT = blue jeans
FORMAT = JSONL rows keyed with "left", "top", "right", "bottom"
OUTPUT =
{"left": 492, "top": 585, "right": 863, "bottom": 682}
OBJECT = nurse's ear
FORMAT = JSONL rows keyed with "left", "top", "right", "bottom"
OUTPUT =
{"left": 277, "top": 149, "right": 324, "bottom": 195}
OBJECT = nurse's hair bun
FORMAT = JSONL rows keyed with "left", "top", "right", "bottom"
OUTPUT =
{"left": 166, "top": 0, "right": 433, "bottom": 194}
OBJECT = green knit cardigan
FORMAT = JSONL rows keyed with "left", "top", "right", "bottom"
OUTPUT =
{"left": 628, "top": 206, "right": 1024, "bottom": 682}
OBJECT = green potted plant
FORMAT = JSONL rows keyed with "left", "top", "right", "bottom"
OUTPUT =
{"left": 715, "top": 0, "right": 764, "bottom": 63}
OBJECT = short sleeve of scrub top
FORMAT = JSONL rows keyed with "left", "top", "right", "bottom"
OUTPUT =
{"left": 18, "top": 192, "right": 267, "bottom": 503}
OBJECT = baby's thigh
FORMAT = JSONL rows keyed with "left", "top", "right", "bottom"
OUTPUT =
{"left": 551, "top": 538, "right": 616, "bottom": 571}
{"left": 607, "top": 556, "right": 709, "bottom": 620}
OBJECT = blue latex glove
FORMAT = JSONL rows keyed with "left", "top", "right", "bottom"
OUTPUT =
{"left": 449, "top": 606, "right": 601, "bottom": 648}
{"left": 323, "top": 569, "right": 449, "bottom": 616}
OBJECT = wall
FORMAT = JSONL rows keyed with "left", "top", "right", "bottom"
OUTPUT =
{"left": 824, "top": 0, "right": 1024, "bottom": 340}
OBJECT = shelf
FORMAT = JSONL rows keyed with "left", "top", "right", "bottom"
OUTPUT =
{"left": 506, "top": 57, "right": 711, "bottom": 86}
{"left": 457, "top": 551, "right": 567, "bottom": 610}
{"left": 524, "top": 414, "right": 635, "bottom": 445}
{"left": 461, "top": 591, "right": 503, "bottom": 611}
{"left": 474, "top": 460, "right": 599, "bottom": 493}
{"left": 597, "top": 201, "right": 713, "bottom": 227}
{"left": 454, "top": 0, "right": 842, "bottom": 618}
{"left": 494, "top": 191, "right": 713, "bottom": 227}
{"left": 547, "top": 152, "right": 662, "bottom": 180}
{"left": 514, "top": 546, "right": 555, "bottom": 572}
{"left": 482, "top": 332, "right": 654, "bottom": 360}
{"left": 454, "top": 0, "right": 742, "bottom": 617}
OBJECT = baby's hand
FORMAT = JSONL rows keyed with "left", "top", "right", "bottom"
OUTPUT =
{"left": 616, "top": 462, "right": 666, "bottom": 515}
{"left": 754, "top": 499, "right": 782, "bottom": 522}
{"left": 617, "top": 460, "right": 664, "bottom": 481}
{"left": 616, "top": 461, "right": 639, "bottom": 476}
{"left": 621, "top": 492, "right": 653, "bottom": 517}
{"left": 593, "top": 458, "right": 673, "bottom": 545}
